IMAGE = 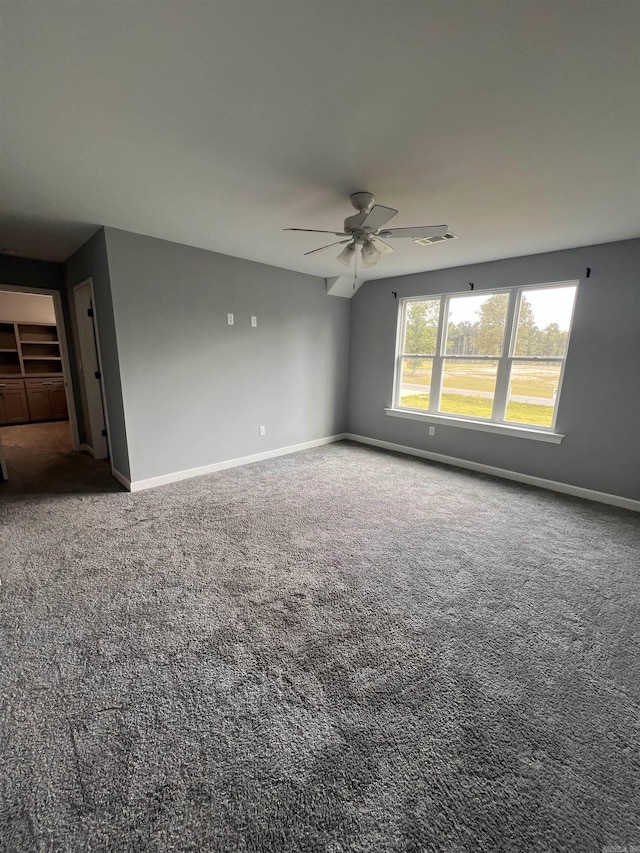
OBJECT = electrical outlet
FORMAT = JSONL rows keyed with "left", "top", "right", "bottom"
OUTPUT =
{"left": 259, "top": 425, "right": 266, "bottom": 436}
{"left": 227, "top": 313, "right": 234, "bottom": 325}
{"left": 428, "top": 426, "right": 436, "bottom": 436}
{"left": 251, "top": 316, "right": 258, "bottom": 327}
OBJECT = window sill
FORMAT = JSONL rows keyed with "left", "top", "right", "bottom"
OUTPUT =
{"left": 384, "top": 408, "right": 564, "bottom": 444}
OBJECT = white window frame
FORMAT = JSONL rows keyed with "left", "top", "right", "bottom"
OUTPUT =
{"left": 388, "top": 280, "right": 579, "bottom": 442}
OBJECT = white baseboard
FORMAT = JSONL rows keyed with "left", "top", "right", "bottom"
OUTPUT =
{"left": 345, "top": 433, "right": 640, "bottom": 513}
{"left": 125, "top": 433, "right": 347, "bottom": 493}
{"left": 79, "top": 443, "right": 96, "bottom": 457}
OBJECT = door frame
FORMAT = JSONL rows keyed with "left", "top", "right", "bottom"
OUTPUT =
{"left": 73, "top": 277, "right": 113, "bottom": 462}
{"left": 0, "top": 282, "right": 80, "bottom": 450}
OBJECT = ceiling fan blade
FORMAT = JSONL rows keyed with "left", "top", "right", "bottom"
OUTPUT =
{"left": 285, "top": 228, "right": 348, "bottom": 236}
{"left": 360, "top": 205, "right": 398, "bottom": 231}
{"left": 379, "top": 225, "right": 448, "bottom": 240}
{"left": 304, "top": 240, "right": 351, "bottom": 256}
{"left": 372, "top": 237, "right": 395, "bottom": 255}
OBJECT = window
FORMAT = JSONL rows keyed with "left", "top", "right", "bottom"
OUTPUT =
{"left": 394, "top": 282, "right": 577, "bottom": 434}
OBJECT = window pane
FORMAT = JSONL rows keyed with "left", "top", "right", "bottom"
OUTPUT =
{"left": 439, "top": 359, "right": 498, "bottom": 419}
{"left": 403, "top": 299, "right": 440, "bottom": 355}
{"left": 399, "top": 357, "right": 432, "bottom": 409}
{"left": 504, "top": 361, "right": 562, "bottom": 428}
{"left": 513, "top": 286, "right": 576, "bottom": 357}
{"left": 445, "top": 292, "right": 509, "bottom": 356}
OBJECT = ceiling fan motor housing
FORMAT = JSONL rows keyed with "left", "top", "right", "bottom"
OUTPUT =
{"left": 349, "top": 191, "right": 375, "bottom": 213}
{"left": 344, "top": 192, "right": 376, "bottom": 234}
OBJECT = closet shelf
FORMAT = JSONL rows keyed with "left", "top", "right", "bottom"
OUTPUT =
{"left": 0, "top": 321, "right": 68, "bottom": 424}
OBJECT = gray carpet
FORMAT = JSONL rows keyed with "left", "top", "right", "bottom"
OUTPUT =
{"left": 1, "top": 422, "right": 639, "bottom": 852}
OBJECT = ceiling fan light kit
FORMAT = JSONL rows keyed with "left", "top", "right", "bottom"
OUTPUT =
{"left": 285, "top": 191, "right": 454, "bottom": 270}
{"left": 361, "top": 239, "right": 381, "bottom": 268}
{"left": 336, "top": 243, "right": 356, "bottom": 266}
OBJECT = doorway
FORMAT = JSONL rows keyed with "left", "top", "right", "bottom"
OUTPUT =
{"left": 0, "top": 284, "right": 80, "bottom": 484}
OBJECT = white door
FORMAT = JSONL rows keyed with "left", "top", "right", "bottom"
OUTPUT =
{"left": 73, "top": 281, "right": 108, "bottom": 459}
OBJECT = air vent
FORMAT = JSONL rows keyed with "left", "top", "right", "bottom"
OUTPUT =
{"left": 414, "top": 232, "right": 458, "bottom": 246}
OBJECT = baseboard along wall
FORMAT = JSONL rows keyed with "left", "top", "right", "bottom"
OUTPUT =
{"left": 112, "top": 434, "right": 349, "bottom": 493}
{"left": 110, "top": 430, "right": 639, "bottom": 512}
{"left": 345, "top": 433, "right": 640, "bottom": 513}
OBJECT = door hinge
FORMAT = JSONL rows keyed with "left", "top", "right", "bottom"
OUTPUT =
{"left": 94, "top": 371, "right": 101, "bottom": 380}
{"left": 87, "top": 308, "right": 94, "bottom": 318}
{"left": 101, "top": 428, "right": 108, "bottom": 437}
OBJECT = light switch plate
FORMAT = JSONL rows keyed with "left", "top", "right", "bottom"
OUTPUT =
{"left": 251, "top": 316, "right": 257, "bottom": 327}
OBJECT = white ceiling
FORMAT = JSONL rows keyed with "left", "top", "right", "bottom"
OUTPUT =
{"left": 1, "top": 1, "right": 639, "bottom": 282}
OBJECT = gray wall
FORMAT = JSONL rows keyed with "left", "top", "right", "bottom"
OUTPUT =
{"left": 64, "top": 229, "right": 131, "bottom": 479}
{"left": 0, "top": 253, "right": 65, "bottom": 291}
{"left": 348, "top": 239, "right": 640, "bottom": 501}
{"left": 103, "top": 227, "right": 351, "bottom": 482}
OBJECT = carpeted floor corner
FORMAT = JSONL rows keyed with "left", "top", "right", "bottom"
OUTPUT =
{"left": 1, "top": 422, "right": 639, "bottom": 852}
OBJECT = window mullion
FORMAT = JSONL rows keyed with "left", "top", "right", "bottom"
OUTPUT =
{"left": 429, "top": 296, "right": 447, "bottom": 412}
{"left": 493, "top": 288, "right": 520, "bottom": 421}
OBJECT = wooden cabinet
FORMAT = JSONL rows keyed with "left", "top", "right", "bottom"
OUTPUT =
{"left": 25, "top": 384, "right": 52, "bottom": 421}
{"left": 24, "top": 378, "right": 68, "bottom": 422}
{"left": 49, "top": 384, "right": 68, "bottom": 419}
{"left": 0, "top": 322, "right": 68, "bottom": 424}
{"left": 0, "top": 378, "right": 68, "bottom": 424}
{"left": 0, "top": 378, "right": 29, "bottom": 424}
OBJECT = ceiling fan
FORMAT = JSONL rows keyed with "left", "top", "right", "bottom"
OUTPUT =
{"left": 285, "top": 191, "right": 456, "bottom": 270}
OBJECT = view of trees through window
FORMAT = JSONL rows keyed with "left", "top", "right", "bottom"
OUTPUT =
{"left": 398, "top": 285, "right": 577, "bottom": 428}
